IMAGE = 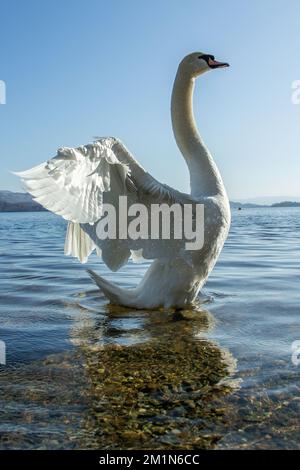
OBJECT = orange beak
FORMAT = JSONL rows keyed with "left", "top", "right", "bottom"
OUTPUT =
{"left": 208, "top": 57, "right": 230, "bottom": 69}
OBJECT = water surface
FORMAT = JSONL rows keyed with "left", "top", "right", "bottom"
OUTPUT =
{"left": 0, "top": 208, "right": 300, "bottom": 449}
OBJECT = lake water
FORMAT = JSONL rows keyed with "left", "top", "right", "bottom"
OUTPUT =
{"left": 0, "top": 208, "right": 300, "bottom": 449}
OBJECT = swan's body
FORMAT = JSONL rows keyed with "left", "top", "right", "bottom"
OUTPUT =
{"left": 16, "top": 52, "right": 231, "bottom": 309}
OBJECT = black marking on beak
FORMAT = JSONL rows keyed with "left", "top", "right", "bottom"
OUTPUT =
{"left": 198, "top": 54, "right": 229, "bottom": 69}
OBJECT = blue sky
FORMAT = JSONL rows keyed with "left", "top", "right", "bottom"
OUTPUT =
{"left": 0, "top": 0, "right": 300, "bottom": 199}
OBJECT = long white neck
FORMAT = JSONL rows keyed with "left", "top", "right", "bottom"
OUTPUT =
{"left": 171, "top": 67, "right": 225, "bottom": 197}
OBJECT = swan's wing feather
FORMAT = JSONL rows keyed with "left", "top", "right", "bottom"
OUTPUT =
{"left": 112, "top": 139, "right": 194, "bottom": 205}
{"left": 14, "top": 138, "right": 130, "bottom": 224}
{"left": 15, "top": 138, "right": 198, "bottom": 268}
{"left": 79, "top": 141, "right": 199, "bottom": 269}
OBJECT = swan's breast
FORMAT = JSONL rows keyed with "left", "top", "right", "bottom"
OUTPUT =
{"left": 189, "top": 195, "right": 230, "bottom": 275}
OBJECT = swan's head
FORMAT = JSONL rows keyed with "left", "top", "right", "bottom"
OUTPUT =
{"left": 180, "top": 52, "right": 229, "bottom": 78}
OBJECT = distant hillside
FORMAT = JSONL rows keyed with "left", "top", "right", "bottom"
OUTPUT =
{"left": 272, "top": 201, "right": 300, "bottom": 207}
{"left": 231, "top": 200, "right": 300, "bottom": 209}
{"left": 0, "top": 191, "right": 46, "bottom": 212}
{"left": 237, "top": 196, "right": 300, "bottom": 205}
{"left": 230, "top": 201, "right": 266, "bottom": 209}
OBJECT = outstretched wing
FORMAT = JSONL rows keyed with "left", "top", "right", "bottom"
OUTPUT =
{"left": 15, "top": 138, "right": 198, "bottom": 269}
{"left": 15, "top": 138, "right": 131, "bottom": 224}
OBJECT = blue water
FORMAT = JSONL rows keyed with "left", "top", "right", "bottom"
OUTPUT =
{"left": 1, "top": 208, "right": 300, "bottom": 448}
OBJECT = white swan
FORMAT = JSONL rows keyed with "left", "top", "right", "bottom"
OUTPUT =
{"left": 16, "top": 52, "right": 231, "bottom": 309}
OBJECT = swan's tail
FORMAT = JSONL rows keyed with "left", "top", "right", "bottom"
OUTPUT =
{"left": 87, "top": 269, "right": 135, "bottom": 306}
